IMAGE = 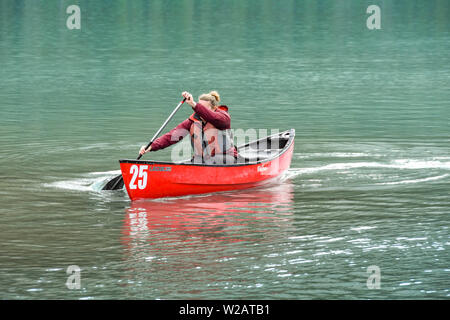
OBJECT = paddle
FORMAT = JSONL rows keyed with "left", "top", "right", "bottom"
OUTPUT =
{"left": 102, "top": 97, "right": 187, "bottom": 190}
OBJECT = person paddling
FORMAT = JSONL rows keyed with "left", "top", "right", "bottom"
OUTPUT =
{"left": 139, "top": 91, "right": 238, "bottom": 164}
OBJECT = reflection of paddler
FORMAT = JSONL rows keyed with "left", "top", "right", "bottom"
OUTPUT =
{"left": 139, "top": 91, "right": 237, "bottom": 164}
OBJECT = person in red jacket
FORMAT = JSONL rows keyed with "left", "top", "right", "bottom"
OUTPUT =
{"left": 139, "top": 91, "right": 238, "bottom": 164}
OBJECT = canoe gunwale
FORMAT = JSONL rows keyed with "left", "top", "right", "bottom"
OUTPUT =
{"left": 119, "top": 129, "right": 295, "bottom": 168}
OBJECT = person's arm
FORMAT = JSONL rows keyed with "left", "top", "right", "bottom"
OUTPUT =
{"left": 193, "top": 103, "right": 230, "bottom": 130}
{"left": 140, "top": 119, "right": 191, "bottom": 154}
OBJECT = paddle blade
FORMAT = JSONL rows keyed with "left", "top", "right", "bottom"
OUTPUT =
{"left": 102, "top": 174, "right": 124, "bottom": 190}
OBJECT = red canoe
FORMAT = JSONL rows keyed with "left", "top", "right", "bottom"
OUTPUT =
{"left": 119, "top": 129, "right": 295, "bottom": 200}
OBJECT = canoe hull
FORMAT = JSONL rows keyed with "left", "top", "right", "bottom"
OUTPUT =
{"left": 119, "top": 130, "right": 294, "bottom": 200}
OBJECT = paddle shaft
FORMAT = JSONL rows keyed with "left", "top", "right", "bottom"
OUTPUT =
{"left": 137, "top": 97, "right": 187, "bottom": 160}
{"left": 102, "top": 97, "right": 187, "bottom": 190}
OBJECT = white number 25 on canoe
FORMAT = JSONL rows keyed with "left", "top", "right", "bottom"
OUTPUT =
{"left": 129, "top": 165, "right": 148, "bottom": 190}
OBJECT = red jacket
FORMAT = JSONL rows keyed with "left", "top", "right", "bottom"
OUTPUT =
{"left": 150, "top": 102, "right": 238, "bottom": 157}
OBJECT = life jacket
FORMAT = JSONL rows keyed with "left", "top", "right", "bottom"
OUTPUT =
{"left": 189, "top": 107, "right": 235, "bottom": 160}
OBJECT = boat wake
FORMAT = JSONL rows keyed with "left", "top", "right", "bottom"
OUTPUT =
{"left": 288, "top": 159, "right": 450, "bottom": 175}
{"left": 43, "top": 170, "right": 122, "bottom": 192}
{"left": 43, "top": 158, "right": 450, "bottom": 194}
{"left": 285, "top": 158, "right": 450, "bottom": 187}
{"left": 374, "top": 173, "right": 449, "bottom": 185}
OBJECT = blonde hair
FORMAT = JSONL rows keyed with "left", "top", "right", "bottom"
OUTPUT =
{"left": 198, "top": 91, "right": 221, "bottom": 107}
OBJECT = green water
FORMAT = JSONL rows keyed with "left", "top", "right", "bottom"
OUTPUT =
{"left": 0, "top": 0, "right": 449, "bottom": 299}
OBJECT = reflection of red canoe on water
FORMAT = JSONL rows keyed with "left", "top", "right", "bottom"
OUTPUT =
{"left": 120, "top": 183, "right": 294, "bottom": 278}
{"left": 122, "top": 182, "right": 295, "bottom": 245}
{"left": 119, "top": 129, "right": 295, "bottom": 200}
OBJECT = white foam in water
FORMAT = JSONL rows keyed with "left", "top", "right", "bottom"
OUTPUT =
{"left": 88, "top": 170, "right": 121, "bottom": 176}
{"left": 391, "top": 159, "right": 450, "bottom": 170}
{"left": 376, "top": 174, "right": 449, "bottom": 185}
{"left": 284, "top": 158, "right": 450, "bottom": 188}
{"left": 287, "top": 158, "right": 450, "bottom": 178}
{"left": 295, "top": 152, "right": 377, "bottom": 159}
{"left": 350, "top": 226, "right": 377, "bottom": 232}
{"left": 44, "top": 178, "right": 100, "bottom": 192}
{"left": 43, "top": 171, "right": 123, "bottom": 192}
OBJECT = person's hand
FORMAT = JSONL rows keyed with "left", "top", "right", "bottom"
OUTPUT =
{"left": 182, "top": 91, "right": 195, "bottom": 107}
{"left": 139, "top": 145, "right": 151, "bottom": 155}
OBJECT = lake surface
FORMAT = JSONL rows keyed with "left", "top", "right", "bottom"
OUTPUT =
{"left": 0, "top": 0, "right": 449, "bottom": 299}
